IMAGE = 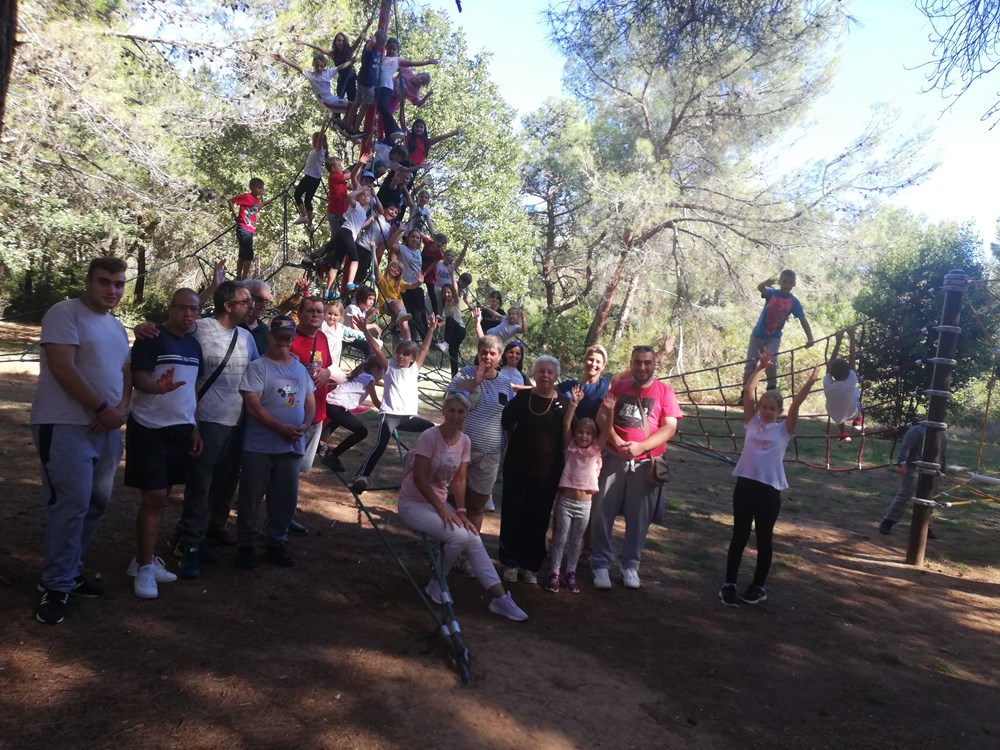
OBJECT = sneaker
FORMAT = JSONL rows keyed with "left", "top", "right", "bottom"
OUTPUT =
{"left": 205, "top": 526, "right": 238, "bottom": 547}
{"left": 488, "top": 591, "right": 528, "bottom": 622}
{"left": 236, "top": 545, "right": 257, "bottom": 570}
{"left": 520, "top": 569, "right": 538, "bottom": 585}
{"left": 425, "top": 579, "right": 445, "bottom": 605}
{"left": 622, "top": 568, "right": 641, "bottom": 589}
{"left": 178, "top": 546, "right": 201, "bottom": 580}
{"left": 502, "top": 566, "right": 519, "bottom": 583}
{"left": 852, "top": 415, "right": 864, "bottom": 428}
{"left": 288, "top": 519, "right": 307, "bottom": 536}
{"left": 345, "top": 283, "right": 359, "bottom": 292}
{"left": 133, "top": 565, "right": 158, "bottom": 599}
{"left": 454, "top": 555, "right": 477, "bottom": 578}
{"left": 837, "top": 430, "right": 852, "bottom": 444}
{"left": 292, "top": 216, "right": 308, "bottom": 226}
{"left": 395, "top": 312, "right": 412, "bottom": 324}
{"left": 300, "top": 256, "right": 316, "bottom": 268}
{"left": 592, "top": 568, "right": 612, "bottom": 590}
{"left": 544, "top": 572, "right": 560, "bottom": 592}
{"left": 127, "top": 556, "right": 177, "bottom": 583}
{"left": 719, "top": 583, "right": 740, "bottom": 607}
{"left": 740, "top": 584, "right": 767, "bottom": 605}
{"left": 485, "top": 495, "right": 496, "bottom": 512}
{"left": 388, "top": 130, "right": 407, "bottom": 144}
{"left": 563, "top": 570, "right": 581, "bottom": 594}
{"left": 36, "top": 588, "right": 70, "bottom": 624}
{"left": 435, "top": 342, "right": 449, "bottom": 353}
{"left": 323, "top": 454, "right": 346, "bottom": 472}
{"left": 264, "top": 544, "right": 295, "bottom": 567}
{"left": 351, "top": 476, "right": 369, "bottom": 494}
{"left": 878, "top": 519, "right": 894, "bottom": 535}
{"left": 70, "top": 576, "right": 104, "bottom": 599}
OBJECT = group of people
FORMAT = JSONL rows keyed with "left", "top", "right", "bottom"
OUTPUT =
{"left": 30, "top": 246, "right": 935, "bottom": 628}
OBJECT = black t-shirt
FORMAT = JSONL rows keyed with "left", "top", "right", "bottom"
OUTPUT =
{"left": 501, "top": 389, "right": 569, "bottom": 480}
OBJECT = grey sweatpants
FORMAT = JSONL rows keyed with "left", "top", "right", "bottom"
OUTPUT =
{"left": 237, "top": 451, "right": 302, "bottom": 547}
{"left": 33, "top": 424, "right": 122, "bottom": 592}
{"left": 591, "top": 453, "right": 664, "bottom": 573}
{"left": 742, "top": 334, "right": 781, "bottom": 389}
{"left": 179, "top": 421, "right": 240, "bottom": 549}
{"left": 883, "top": 467, "right": 919, "bottom": 523}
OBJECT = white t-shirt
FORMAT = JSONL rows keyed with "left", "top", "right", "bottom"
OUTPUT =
{"left": 342, "top": 202, "right": 368, "bottom": 238}
{"left": 379, "top": 56, "right": 401, "bottom": 90}
{"left": 328, "top": 372, "right": 375, "bottom": 409}
{"left": 733, "top": 414, "right": 793, "bottom": 491}
{"left": 304, "top": 147, "right": 326, "bottom": 179}
{"left": 31, "top": 299, "right": 130, "bottom": 426}
{"left": 382, "top": 360, "right": 420, "bottom": 415}
{"left": 303, "top": 69, "right": 339, "bottom": 106}
{"left": 434, "top": 261, "right": 453, "bottom": 289}
{"left": 193, "top": 317, "right": 259, "bottom": 426}
{"left": 490, "top": 317, "right": 522, "bottom": 344}
{"left": 823, "top": 371, "right": 861, "bottom": 424}
{"left": 398, "top": 245, "right": 422, "bottom": 284}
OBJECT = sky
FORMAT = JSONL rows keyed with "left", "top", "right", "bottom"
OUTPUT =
{"left": 439, "top": 0, "right": 999, "bottom": 249}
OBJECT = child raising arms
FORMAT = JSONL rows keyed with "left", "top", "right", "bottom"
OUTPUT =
{"left": 720, "top": 352, "right": 819, "bottom": 607}
{"left": 545, "top": 387, "right": 614, "bottom": 594}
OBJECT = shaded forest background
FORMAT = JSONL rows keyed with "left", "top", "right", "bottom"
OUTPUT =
{"left": 2, "top": 0, "right": 999, "bottom": 420}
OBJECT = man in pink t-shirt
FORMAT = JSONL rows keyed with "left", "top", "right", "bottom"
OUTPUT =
{"left": 591, "top": 346, "right": 682, "bottom": 591}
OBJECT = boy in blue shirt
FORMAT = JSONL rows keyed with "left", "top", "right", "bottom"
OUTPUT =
{"left": 742, "top": 269, "right": 814, "bottom": 391}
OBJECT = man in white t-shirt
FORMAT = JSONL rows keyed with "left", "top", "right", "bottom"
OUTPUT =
{"left": 31, "top": 257, "right": 131, "bottom": 625}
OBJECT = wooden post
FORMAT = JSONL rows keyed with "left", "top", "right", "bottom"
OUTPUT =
{"left": 905, "top": 269, "right": 969, "bottom": 566}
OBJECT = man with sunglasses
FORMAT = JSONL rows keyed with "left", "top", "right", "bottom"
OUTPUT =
{"left": 591, "top": 345, "right": 682, "bottom": 590}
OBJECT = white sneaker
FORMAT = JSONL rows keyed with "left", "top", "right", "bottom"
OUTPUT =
{"left": 520, "top": 569, "right": 538, "bottom": 585}
{"left": 488, "top": 591, "right": 528, "bottom": 622}
{"left": 425, "top": 579, "right": 445, "bottom": 605}
{"left": 127, "top": 556, "right": 177, "bottom": 583}
{"left": 351, "top": 476, "right": 369, "bottom": 493}
{"left": 292, "top": 216, "right": 308, "bottom": 226}
{"left": 435, "top": 342, "right": 449, "bottom": 352}
{"left": 622, "top": 568, "right": 641, "bottom": 589}
{"left": 502, "top": 566, "right": 519, "bottom": 583}
{"left": 485, "top": 495, "right": 496, "bottom": 512}
{"left": 395, "top": 312, "right": 412, "bottom": 324}
{"left": 134, "top": 564, "right": 159, "bottom": 599}
{"left": 593, "top": 568, "right": 612, "bottom": 590}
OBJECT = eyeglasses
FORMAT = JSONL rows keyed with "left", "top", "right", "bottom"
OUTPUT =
{"left": 252, "top": 295, "right": 273, "bottom": 306}
{"left": 632, "top": 345, "right": 655, "bottom": 353}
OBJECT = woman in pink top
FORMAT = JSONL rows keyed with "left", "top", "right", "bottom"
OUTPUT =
{"left": 396, "top": 392, "right": 528, "bottom": 622}
{"left": 545, "top": 386, "right": 614, "bottom": 594}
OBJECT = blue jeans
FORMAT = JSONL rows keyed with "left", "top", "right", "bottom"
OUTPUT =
{"left": 237, "top": 451, "right": 302, "bottom": 546}
{"left": 33, "top": 424, "right": 122, "bottom": 592}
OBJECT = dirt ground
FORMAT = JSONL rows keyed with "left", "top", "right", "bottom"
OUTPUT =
{"left": 2, "top": 324, "right": 1000, "bottom": 750}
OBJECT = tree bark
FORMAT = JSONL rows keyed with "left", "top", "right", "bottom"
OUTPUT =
{"left": 585, "top": 247, "right": 629, "bottom": 346}
{"left": 134, "top": 242, "right": 146, "bottom": 303}
{"left": 0, "top": 0, "right": 17, "bottom": 136}
{"left": 611, "top": 270, "right": 640, "bottom": 345}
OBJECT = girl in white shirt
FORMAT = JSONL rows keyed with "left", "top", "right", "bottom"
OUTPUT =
{"left": 720, "top": 352, "right": 818, "bottom": 608}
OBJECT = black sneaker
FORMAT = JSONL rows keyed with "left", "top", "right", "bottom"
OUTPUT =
{"left": 236, "top": 546, "right": 257, "bottom": 570}
{"left": 264, "top": 544, "right": 295, "bottom": 568}
{"left": 719, "top": 583, "right": 740, "bottom": 607}
{"left": 878, "top": 519, "right": 894, "bottom": 535}
{"left": 70, "top": 576, "right": 104, "bottom": 598}
{"left": 323, "top": 454, "right": 345, "bottom": 472}
{"left": 288, "top": 519, "right": 307, "bottom": 536}
{"left": 179, "top": 546, "right": 201, "bottom": 580}
{"left": 36, "top": 588, "right": 70, "bottom": 624}
{"left": 739, "top": 584, "right": 767, "bottom": 605}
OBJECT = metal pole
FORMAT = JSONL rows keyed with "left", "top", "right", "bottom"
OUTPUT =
{"left": 905, "top": 269, "right": 969, "bottom": 565}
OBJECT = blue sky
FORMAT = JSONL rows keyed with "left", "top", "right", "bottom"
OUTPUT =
{"left": 441, "top": 0, "right": 998, "bottom": 247}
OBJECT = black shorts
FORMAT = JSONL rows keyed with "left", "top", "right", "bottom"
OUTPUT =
{"left": 124, "top": 416, "right": 194, "bottom": 490}
{"left": 236, "top": 227, "right": 255, "bottom": 261}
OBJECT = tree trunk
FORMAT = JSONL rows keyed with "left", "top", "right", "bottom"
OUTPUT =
{"left": 0, "top": 0, "right": 16, "bottom": 136}
{"left": 585, "top": 247, "right": 629, "bottom": 346}
{"left": 611, "top": 271, "right": 640, "bottom": 345}
{"left": 134, "top": 243, "right": 146, "bottom": 303}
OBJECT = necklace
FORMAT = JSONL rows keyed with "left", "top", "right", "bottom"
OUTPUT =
{"left": 528, "top": 391, "right": 555, "bottom": 416}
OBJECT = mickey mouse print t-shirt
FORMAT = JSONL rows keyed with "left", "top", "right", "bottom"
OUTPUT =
{"left": 240, "top": 356, "right": 315, "bottom": 455}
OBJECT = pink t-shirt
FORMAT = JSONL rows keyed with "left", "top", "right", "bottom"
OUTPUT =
{"left": 559, "top": 442, "right": 603, "bottom": 494}
{"left": 608, "top": 378, "right": 683, "bottom": 459}
{"left": 398, "top": 427, "right": 471, "bottom": 506}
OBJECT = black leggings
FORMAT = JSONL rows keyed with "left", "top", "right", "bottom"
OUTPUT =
{"left": 337, "top": 68, "right": 357, "bottom": 102}
{"left": 401, "top": 286, "right": 428, "bottom": 339}
{"left": 294, "top": 175, "right": 321, "bottom": 214}
{"left": 377, "top": 86, "right": 400, "bottom": 141}
{"left": 444, "top": 317, "right": 466, "bottom": 377}
{"left": 324, "top": 405, "right": 368, "bottom": 458}
{"left": 726, "top": 476, "right": 782, "bottom": 586}
{"left": 354, "top": 413, "right": 434, "bottom": 479}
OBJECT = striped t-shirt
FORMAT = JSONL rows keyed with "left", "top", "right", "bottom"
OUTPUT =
{"left": 451, "top": 365, "right": 513, "bottom": 453}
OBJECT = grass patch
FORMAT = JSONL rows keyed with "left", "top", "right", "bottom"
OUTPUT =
{"left": 927, "top": 659, "right": 957, "bottom": 676}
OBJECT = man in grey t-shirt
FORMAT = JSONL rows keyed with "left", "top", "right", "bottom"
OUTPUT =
{"left": 30, "top": 257, "right": 131, "bottom": 625}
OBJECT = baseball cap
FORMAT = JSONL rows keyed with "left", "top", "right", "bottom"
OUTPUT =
{"left": 269, "top": 316, "right": 297, "bottom": 337}
{"left": 361, "top": 170, "right": 375, "bottom": 180}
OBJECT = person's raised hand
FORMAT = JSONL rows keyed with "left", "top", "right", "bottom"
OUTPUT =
{"left": 571, "top": 384, "right": 584, "bottom": 404}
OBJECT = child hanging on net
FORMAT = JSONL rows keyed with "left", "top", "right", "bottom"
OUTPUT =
{"left": 376, "top": 38, "right": 439, "bottom": 144}
{"left": 823, "top": 326, "right": 863, "bottom": 443}
{"left": 293, "top": 18, "right": 374, "bottom": 104}
{"left": 321, "top": 355, "right": 384, "bottom": 473}
{"left": 720, "top": 352, "right": 819, "bottom": 608}
{"left": 343, "top": 30, "right": 387, "bottom": 134}
{"left": 373, "top": 258, "right": 417, "bottom": 341}
{"left": 545, "top": 388, "right": 615, "bottom": 594}
{"left": 292, "top": 132, "right": 328, "bottom": 230}
{"left": 350, "top": 314, "right": 441, "bottom": 493}
{"left": 271, "top": 51, "right": 347, "bottom": 112}
{"left": 741, "top": 270, "right": 814, "bottom": 392}
{"left": 228, "top": 178, "right": 266, "bottom": 281}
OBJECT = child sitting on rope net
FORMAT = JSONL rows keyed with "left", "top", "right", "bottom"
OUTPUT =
{"left": 720, "top": 351, "right": 820, "bottom": 608}
{"left": 823, "top": 326, "right": 864, "bottom": 443}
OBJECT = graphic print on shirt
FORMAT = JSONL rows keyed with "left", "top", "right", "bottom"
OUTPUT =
{"left": 761, "top": 295, "right": 795, "bottom": 337}
{"left": 615, "top": 394, "right": 653, "bottom": 430}
{"left": 277, "top": 380, "right": 300, "bottom": 408}
{"left": 433, "top": 451, "right": 462, "bottom": 485}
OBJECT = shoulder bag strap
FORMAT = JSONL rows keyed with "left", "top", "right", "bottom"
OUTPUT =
{"left": 633, "top": 381, "right": 654, "bottom": 461}
{"left": 197, "top": 329, "right": 239, "bottom": 401}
